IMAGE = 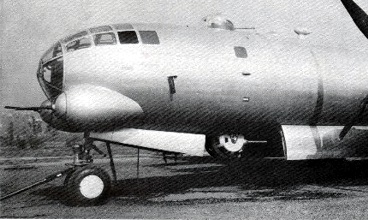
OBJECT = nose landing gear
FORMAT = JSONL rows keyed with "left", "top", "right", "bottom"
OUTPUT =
{"left": 64, "top": 134, "right": 116, "bottom": 206}
{"left": 64, "top": 165, "right": 111, "bottom": 206}
{"left": 0, "top": 133, "right": 117, "bottom": 206}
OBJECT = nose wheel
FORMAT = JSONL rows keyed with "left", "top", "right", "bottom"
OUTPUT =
{"left": 64, "top": 133, "right": 115, "bottom": 206}
{"left": 64, "top": 165, "right": 111, "bottom": 206}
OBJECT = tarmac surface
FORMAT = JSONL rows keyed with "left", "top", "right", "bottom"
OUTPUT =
{"left": 2, "top": 155, "right": 368, "bottom": 219}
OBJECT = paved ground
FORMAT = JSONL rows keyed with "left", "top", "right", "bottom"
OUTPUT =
{"left": 2, "top": 156, "right": 368, "bottom": 219}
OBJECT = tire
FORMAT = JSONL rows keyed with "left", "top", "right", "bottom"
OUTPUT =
{"left": 66, "top": 165, "right": 111, "bottom": 206}
{"left": 206, "top": 134, "right": 245, "bottom": 160}
{"left": 63, "top": 170, "right": 74, "bottom": 186}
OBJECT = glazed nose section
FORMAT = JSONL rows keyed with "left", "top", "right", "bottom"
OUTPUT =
{"left": 51, "top": 85, "right": 144, "bottom": 131}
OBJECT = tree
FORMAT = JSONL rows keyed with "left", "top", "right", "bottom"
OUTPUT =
{"left": 29, "top": 116, "right": 37, "bottom": 135}
{"left": 46, "top": 124, "right": 58, "bottom": 136}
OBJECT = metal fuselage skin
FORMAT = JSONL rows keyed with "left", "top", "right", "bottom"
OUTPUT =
{"left": 39, "top": 23, "right": 368, "bottom": 137}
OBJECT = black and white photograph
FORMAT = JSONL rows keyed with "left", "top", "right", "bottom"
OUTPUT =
{"left": 2, "top": 0, "right": 368, "bottom": 218}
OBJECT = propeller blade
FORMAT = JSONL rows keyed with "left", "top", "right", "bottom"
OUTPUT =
{"left": 341, "top": 0, "right": 368, "bottom": 39}
{"left": 339, "top": 95, "right": 368, "bottom": 140}
{"left": 4, "top": 106, "right": 52, "bottom": 111}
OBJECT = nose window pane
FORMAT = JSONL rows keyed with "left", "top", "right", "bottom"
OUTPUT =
{"left": 41, "top": 43, "right": 63, "bottom": 63}
{"left": 62, "top": 31, "right": 88, "bottom": 43}
{"left": 118, "top": 31, "right": 139, "bottom": 44}
{"left": 94, "top": 32, "right": 117, "bottom": 45}
{"left": 139, "top": 31, "right": 160, "bottom": 44}
{"left": 66, "top": 37, "right": 92, "bottom": 52}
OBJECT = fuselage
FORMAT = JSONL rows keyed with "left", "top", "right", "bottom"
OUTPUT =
{"left": 38, "top": 23, "right": 368, "bottom": 136}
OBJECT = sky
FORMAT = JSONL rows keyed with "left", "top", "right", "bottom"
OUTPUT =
{"left": 1, "top": 0, "right": 368, "bottom": 108}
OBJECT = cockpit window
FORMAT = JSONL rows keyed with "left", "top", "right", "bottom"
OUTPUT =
{"left": 42, "top": 57, "right": 63, "bottom": 83}
{"left": 89, "top": 25, "right": 113, "bottom": 33}
{"left": 66, "top": 37, "right": 92, "bottom": 52}
{"left": 94, "top": 32, "right": 117, "bottom": 45}
{"left": 39, "top": 56, "right": 64, "bottom": 99}
{"left": 41, "top": 43, "right": 63, "bottom": 63}
{"left": 118, "top": 31, "right": 139, "bottom": 44}
{"left": 62, "top": 31, "right": 88, "bottom": 43}
{"left": 139, "top": 31, "right": 160, "bottom": 44}
{"left": 53, "top": 43, "right": 63, "bottom": 57}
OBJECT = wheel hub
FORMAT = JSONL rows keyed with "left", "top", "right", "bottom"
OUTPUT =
{"left": 219, "top": 134, "right": 245, "bottom": 152}
{"left": 79, "top": 175, "right": 104, "bottom": 199}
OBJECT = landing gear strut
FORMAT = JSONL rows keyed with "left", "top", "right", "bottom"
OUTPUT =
{"left": 0, "top": 135, "right": 117, "bottom": 206}
{"left": 64, "top": 134, "right": 117, "bottom": 205}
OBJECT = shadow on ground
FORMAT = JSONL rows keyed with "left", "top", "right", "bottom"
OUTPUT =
{"left": 32, "top": 158, "right": 368, "bottom": 206}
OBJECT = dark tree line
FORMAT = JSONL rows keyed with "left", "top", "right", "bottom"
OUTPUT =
{"left": 2, "top": 115, "right": 55, "bottom": 149}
